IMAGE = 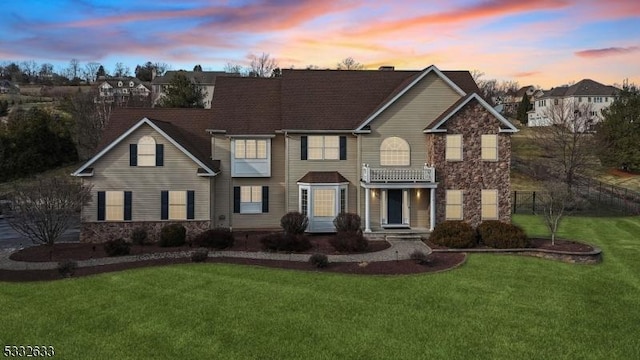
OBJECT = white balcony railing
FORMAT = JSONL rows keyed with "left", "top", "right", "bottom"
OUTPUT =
{"left": 361, "top": 163, "right": 435, "bottom": 183}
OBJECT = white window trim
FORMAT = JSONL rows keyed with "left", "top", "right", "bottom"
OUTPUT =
{"left": 380, "top": 136, "right": 410, "bottom": 166}
{"left": 105, "top": 191, "right": 124, "bottom": 221}
{"left": 308, "top": 135, "right": 340, "bottom": 160}
{"left": 481, "top": 134, "right": 498, "bottom": 161}
{"left": 298, "top": 183, "right": 348, "bottom": 231}
{"left": 445, "top": 134, "right": 463, "bottom": 161}
{"left": 231, "top": 138, "right": 271, "bottom": 177}
{"left": 240, "top": 186, "right": 262, "bottom": 214}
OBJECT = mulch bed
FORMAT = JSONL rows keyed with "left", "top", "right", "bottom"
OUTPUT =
{"left": 425, "top": 237, "right": 595, "bottom": 253}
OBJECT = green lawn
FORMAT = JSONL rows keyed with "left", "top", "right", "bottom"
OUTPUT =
{"left": 1, "top": 215, "right": 639, "bottom": 359}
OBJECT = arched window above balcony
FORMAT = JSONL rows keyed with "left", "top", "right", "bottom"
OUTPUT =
{"left": 380, "top": 137, "right": 410, "bottom": 166}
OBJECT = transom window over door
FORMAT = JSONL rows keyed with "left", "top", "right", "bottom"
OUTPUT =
{"left": 380, "top": 137, "right": 410, "bottom": 166}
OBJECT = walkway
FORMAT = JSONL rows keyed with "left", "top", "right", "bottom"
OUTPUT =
{"left": 0, "top": 240, "right": 433, "bottom": 271}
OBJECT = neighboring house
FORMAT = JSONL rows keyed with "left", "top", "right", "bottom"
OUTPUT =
{"left": 528, "top": 79, "right": 619, "bottom": 128}
{"left": 151, "top": 71, "right": 229, "bottom": 109}
{"left": 499, "top": 85, "right": 537, "bottom": 116}
{"left": 73, "top": 65, "right": 518, "bottom": 242}
{"left": 96, "top": 77, "right": 151, "bottom": 105}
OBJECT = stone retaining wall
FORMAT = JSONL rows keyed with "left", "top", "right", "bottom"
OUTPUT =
{"left": 80, "top": 221, "right": 211, "bottom": 243}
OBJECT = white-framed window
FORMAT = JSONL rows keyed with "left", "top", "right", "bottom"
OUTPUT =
{"left": 231, "top": 138, "right": 271, "bottom": 177}
{"left": 308, "top": 136, "right": 339, "bottom": 160}
{"left": 481, "top": 190, "right": 498, "bottom": 220}
{"left": 137, "top": 136, "right": 156, "bottom": 167}
{"left": 313, "top": 188, "right": 336, "bottom": 217}
{"left": 445, "top": 190, "right": 463, "bottom": 220}
{"left": 129, "top": 81, "right": 135, "bottom": 88}
{"left": 240, "top": 186, "right": 262, "bottom": 214}
{"left": 235, "top": 139, "right": 267, "bottom": 159}
{"left": 481, "top": 134, "right": 498, "bottom": 161}
{"left": 446, "top": 134, "right": 463, "bottom": 161}
{"left": 299, "top": 184, "right": 348, "bottom": 232}
{"left": 105, "top": 191, "right": 124, "bottom": 221}
{"left": 380, "top": 137, "right": 410, "bottom": 166}
{"left": 169, "top": 191, "right": 187, "bottom": 220}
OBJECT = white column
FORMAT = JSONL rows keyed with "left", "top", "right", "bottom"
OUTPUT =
{"left": 430, "top": 188, "right": 436, "bottom": 231}
{"left": 364, "top": 188, "right": 371, "bottom": 233}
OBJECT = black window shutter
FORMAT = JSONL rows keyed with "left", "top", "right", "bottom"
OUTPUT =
{"left": 124, "top": 191, "right": 132, "bottom": 221}
{"left": 301, "top": 136, "right": 308, "bottom": 160}
{"left": 233, "top": 186, "right": 240, "bottom": 213}
{"left": 262, "top": 186, "right": 269, "bottom": 213}
{"left": 161, "top": 191, "right": 169, "bottom": 220}
{"left": 339, "top": 136, "right": 347, "bottom": 160}
{"left": 97, "top": 191, "right": 105, "bottom": 221}
{"left": 156, "top": 144, "right": 164, "bottom": 166}
{"left": 187, "top": 190, "right": 195, "bottom": 219}
{"left": 129, "top": 144, "right": 137, "bottom": 166}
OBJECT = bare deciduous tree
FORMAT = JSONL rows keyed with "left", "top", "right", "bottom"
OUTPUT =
{"left": 113, "top": 62, "right": 130, "bottom": 77}
{"left": 248, "top": 53, "right": 278, "bottom": 77}
{"left": 337, "top": 57, "right": 364, "bottom": 70}
{"left": 7, "top": 177, "right": 92, "bottom": 246}
{"left": 538, "top": 181, "right": 572, "bottom": 245}
{"left": 224, "top": 62, "right": 245, "bottom": 75}
{"left": 83, "top": 62, "right": 101, "bottom": 83}
{"left": 63, "top": 90, "right": 113, "bottom": 160}
{"left": 68, "top": 58, "right": 81, "bottom": 80}
{"left": 531, "top": 99, "right": 598, "bottom": 189}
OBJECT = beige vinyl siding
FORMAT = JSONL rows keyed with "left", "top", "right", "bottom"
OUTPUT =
{"left": 410, "top": 189, "right": 429, "bottom": 228}
{"left": 82, "top": 125, "right": 211, "bottom": 222}
{"left": 213, "top": 134, "right": 286, "bottom": 230}
{"left": 359, "top": 72, "right": 461, "bottom": 225}
{"left": 286, "top": 134, "right": 358, "bottom": 215}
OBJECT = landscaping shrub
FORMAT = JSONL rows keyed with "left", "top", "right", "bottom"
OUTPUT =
{"left": 309, "top": 253, "right": 329, "bottom": 268}
{"left": 260, "top": 232, "right": 312, "bottom": 252}
{"left": 410, "top": 250, "right": 430, "bottom": 265}
{"left": 130, "top": 227, "right": 149, "bottom": 245}
{"left": 103, "top": 238, "right": 131, "bottom": 257}
{"left": 159, "top": 224, "right": 186, "bottom": 247}
{"left": 57, "top": 260, "right": 78, "bottom": 278}
{"left": 333, "top": 213, "right": 362, "bottom": 233}
{"left": 192, "top": 227, "right": 235, "bottom": 249}
{"left": 429, "top": 221, "right": 476, "bottom": 248}
{"left": 330, "top": 231, "right": 369, "bottom": 253}
{"left": 477, "top": 220, "right": 529, "bottom": 249}
{"left": 280, "top": 212, "right": 308, "bottom": 235}
{"left": 191, "top": 248, "right": 209, "bottom": 262}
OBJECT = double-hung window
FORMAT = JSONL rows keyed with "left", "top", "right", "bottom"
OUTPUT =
{"left": 97, "top": 191, "right": 132, "bottom": 221}
{"left": 481, "top": 134, "right": 498, "bottom": 161}
{"left": 233, "top": 186, "right": 269, "bottom": 214}
{"left": 161, "top": 191, "right": 195, "bottom": 220}
{"left": 445, "top": 190, "right": 463, "bottom": 220}
{"left": 301, "top": 136, "right": 347, "bottom": 160}
{"left": 446, "top": 134, "right": 463, "bottom": 161}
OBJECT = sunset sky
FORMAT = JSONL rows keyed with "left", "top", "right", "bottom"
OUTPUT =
{"left": 2, "top": 0, "right": 639, "bottom": 88}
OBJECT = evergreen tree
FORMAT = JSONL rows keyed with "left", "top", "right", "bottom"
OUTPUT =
{"left": 595, "top": 84, "right": 640, "bottom": 171}
{"left": 96, "top": 65, "right": 106, "bottom": 79}
{"left": 517, "top": 94, "right": 531, "bottom": 125}
{"left": 157, "top": 72, "right": 206, "bottom": 108}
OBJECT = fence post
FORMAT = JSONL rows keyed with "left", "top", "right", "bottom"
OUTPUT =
{"left": 513, "top": 191, "right": 517, "bottom": 214}
{"left": 532, "top": 191, "right": 536, "bottom": 214}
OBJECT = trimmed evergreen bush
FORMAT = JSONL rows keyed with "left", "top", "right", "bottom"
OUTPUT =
{"left": 280, "top": 212, "right": 308, "bottom": 235}
{"left": 103, "top": 238, "right": 131, "bottom": 256}
{"left": 191, "top": 248, "right": 209, "bottom": 262}
{"left": 130, "top": 227, "right": 149, "bottom": 245}
{"left": 330, "top": 231, "right": 369, "bottom": 253}
{"left": 477, "top": 220, "right": 529, "bottom": 249}
{"left": 159, "top": 223, "right": 186, "bottom": 247}
{"left": 192, "top": 227, "right": 235, "bottom": 249}
{"left": 309, "top": 253, "right": 329, "bottom": 268}
{"left": 260, "top": 232, "right": 312, "bottom": 252}
{"left": 333, "top": 213, "right": 362, "bottom": 233}
{"left": 429, "top": 221, "right": 476, "bottom": 248}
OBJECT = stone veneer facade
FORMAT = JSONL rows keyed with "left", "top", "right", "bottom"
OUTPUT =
{"left": 80, "top": 221, "right": 211, "bottom": 243}
{"left": 428, "top": 101, "right": 512, "bottom": 227}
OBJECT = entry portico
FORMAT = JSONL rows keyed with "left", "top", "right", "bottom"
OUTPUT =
{"left": 361, "top": 163, "right": 437, "bottom": 232}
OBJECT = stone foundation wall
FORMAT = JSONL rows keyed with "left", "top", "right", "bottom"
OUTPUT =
{"left": 429, "top": 101, "right": 512, "bottom": 228}
{"left": 80, "top": 221, "right": 211, "bottom": 243}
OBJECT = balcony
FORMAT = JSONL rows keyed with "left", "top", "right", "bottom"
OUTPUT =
{"left": 361, "top": 163, "right": 435, "bottom": 183}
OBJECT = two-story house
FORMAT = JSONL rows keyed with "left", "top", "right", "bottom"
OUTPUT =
{"left": 528, "top": 79, "right": 619, "bottom": 127}
{"left": 151, "top": 71, "right": 229, "bottom": 109}
{"left": 73, "top": 65, "right": 518, "bottom": 242}
{"left": 97, "top": 77, "right": 151, "bottom": 105}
